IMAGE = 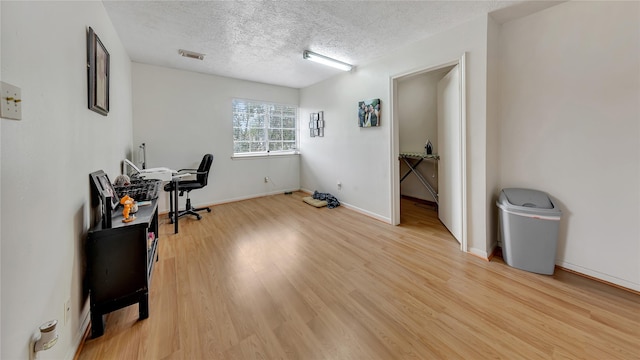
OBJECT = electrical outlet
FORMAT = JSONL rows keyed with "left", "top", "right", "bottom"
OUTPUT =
{"left": 264, "top": 176, "right": 270, "bottom": 183}
{"left": 337, "top": 180, "right": 342, "bottom": 190}
{"left": 0, "top": 81, "right": 22, "bottom": 120}
{"left": 64, "top": 299, "right": 71, "bottom": 326}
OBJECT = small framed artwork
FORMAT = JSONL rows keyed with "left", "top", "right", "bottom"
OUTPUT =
{"left": 309, "top": 111, "right": 325, "bottom": 137}
{"left": 87, "top": 27, "right": 110, "bottom": 116}
{"left": 309, "top": 113, "right": 316, "bottom": 137}
{"left": 358, "top": 98, "right": 381, "bottom": 127}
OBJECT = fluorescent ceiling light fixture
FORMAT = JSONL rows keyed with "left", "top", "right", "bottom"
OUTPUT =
{"left": 178, "top": 49, "right": 205, "bottom": 60}
{"left": 303, "top": 50, "right": 353, "bottom": 71}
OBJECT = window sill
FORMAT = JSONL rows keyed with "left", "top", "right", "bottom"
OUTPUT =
{"left": 231, "top": 151, "right": 300, "bottom": 160}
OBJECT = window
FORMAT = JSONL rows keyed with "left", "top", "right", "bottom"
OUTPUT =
{"left": 232, "top": 99, "right": 297, "bottom": 156}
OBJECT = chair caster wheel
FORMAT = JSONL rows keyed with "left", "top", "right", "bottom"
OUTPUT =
{"left": 196, "top": 215, "right": 202, "bottom": 220}
{"left": 206, "top": 209, "right": 212, "bottom": 213}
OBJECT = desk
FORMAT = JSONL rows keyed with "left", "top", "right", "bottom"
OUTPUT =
{"left": 124, "top": 160, "right": 183, "bottom": 232}
{"left": 399, "top": 152, "right": 439, "bottom": 204}
{"left": 86, "top": 199, "right": 159, "bottom": 337}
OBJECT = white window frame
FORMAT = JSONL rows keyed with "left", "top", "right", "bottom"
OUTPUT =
{"left": 232, "top": 98, "right": 298, "bottom": 158}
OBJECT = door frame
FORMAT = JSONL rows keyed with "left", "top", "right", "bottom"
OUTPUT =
{"left": 389, "top": 53, "right": 468, "bottom": 252}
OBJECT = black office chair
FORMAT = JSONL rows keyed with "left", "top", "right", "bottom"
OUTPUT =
{"left": 164, "top": 154, "right": 213, "bottom": 222}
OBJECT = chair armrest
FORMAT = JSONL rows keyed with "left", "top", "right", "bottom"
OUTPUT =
{"left": 174, "top": 170, "right": 207, "bottom": 181}
{"left": 178, "top": 169, "right": 207, "bottom": 175}
{"left": 177, "top": 168, "right": 198, "bottom": 173}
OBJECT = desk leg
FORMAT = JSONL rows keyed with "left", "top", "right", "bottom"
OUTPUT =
{"left": 139, "top": 293, "right": 149, "bottom": 320}
{"left": 168, "top": 188, "right": 174, "bottom": 223}
{"left": 90, "top": 312, "right": 105, "bottom": 338}
{"left": 173, "top": 179, "right": 179, "bottom": 234}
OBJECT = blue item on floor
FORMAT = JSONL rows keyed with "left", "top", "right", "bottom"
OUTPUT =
{"left": 312, "top": 191, "right": 340, "bottom": 209}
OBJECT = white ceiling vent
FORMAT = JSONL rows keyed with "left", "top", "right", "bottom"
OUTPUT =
{"left": 178, "top": 49, "right": 205, "bottom": 60}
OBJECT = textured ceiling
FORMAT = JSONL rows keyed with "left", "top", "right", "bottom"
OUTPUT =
{"left": 103, "top": 0, "right": 529, "bottom": 88}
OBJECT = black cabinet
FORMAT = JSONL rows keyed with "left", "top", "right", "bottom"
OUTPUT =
{"left": 86, "top": 199, "right": 159, "bottom": 338}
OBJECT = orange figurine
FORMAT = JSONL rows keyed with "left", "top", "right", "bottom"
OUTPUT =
{"left": 120, "top": 195, "right": 136, "bottom": 223}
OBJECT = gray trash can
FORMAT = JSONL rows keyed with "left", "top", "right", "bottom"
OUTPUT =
{"left": 496, "top": 188, "right": 561, "bottom": 275}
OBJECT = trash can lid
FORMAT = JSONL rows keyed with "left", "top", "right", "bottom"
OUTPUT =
{"left": 501, "top": 188, "right": 554, "bottom": 209}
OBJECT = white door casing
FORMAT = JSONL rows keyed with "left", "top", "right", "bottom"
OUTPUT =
{"left": 390, "top": 53, "right": 467, "bottom": 252}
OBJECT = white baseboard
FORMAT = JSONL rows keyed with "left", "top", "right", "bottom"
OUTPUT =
{"left": 65, "top": 299, "right": 91, "bottom": 360}
{"left": 340, "top": 201, "right": 391, "bottom": 224}
{"left": 300, "top": 188, "right": 391, "bottom": 223}
{"left": 160, "top": 188, "right": 302, "bottom": 214}
{"left": 468, "top": 247, "right": 490, "bottom": 260}
{"left": 557, "top": 260, "right": 640, "bottom": 292}
{"left": 205, "top": 188, "right": 300, "bottom": 208}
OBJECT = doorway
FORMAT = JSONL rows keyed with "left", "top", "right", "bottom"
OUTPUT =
{"left": 390, "top": 54, "right": 467, "bottom": 251}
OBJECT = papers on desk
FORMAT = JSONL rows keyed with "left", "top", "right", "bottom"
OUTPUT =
{"left": 137, "top": 168, "right": 175, "bottom": 181}
{"left": 124, "top": 159, "right": 176, "bottom": 181}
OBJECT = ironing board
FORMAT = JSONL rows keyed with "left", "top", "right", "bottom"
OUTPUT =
{"left": 399, "top": 152, "right": 439, "bottom": 204}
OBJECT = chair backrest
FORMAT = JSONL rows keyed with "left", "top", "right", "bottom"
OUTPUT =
{"left": 196, "top": 154, "right": 214, "bottom": 186}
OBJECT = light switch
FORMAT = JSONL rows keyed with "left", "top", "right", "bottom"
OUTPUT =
{"left": 1, "top": 81, "right": 22, "bottom": 120}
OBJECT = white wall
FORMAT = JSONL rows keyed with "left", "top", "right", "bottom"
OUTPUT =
{"left": 132, "top": 63, "right": 300, "bottom": 213}
{"left": 299, "top": 70, "right": 393, "bottom": 221}
{"left": 1, "top": 2, "right": 133, "bottom": 359}
{"left": 498, "top": 1, "right": 640, "bottom": 290}
{"left": 397, "top": 69, "right": 450, "bottom": 202}
{"left": 486, "top": 15, "right": 501, "bottom": 254}
{"left": 0, "top": 1, "right": 3, "bottom": 348}
{"left": 300, "top": 15, "right": 491, "bottom": 253}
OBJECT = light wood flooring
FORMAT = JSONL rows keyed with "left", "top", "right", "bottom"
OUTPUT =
{"left": 79, "top": 192, "right": 640, "bottom": 359}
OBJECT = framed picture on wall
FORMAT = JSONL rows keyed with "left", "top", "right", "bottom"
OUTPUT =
{"left": 358, "top": 98, "right": 380, "bottom": 127}
{"left": 87, "top": 27, "right": 110, "bottom": 116}
{"left": 309, "top": 111, "right": 325, "bottom": 137}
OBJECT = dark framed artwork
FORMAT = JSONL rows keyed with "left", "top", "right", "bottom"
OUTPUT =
{"left": 87, "top": 27, "right": 110, "bottom": 116}
{"left": 358, "top": 98, "right": 381, "bottom": 127}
